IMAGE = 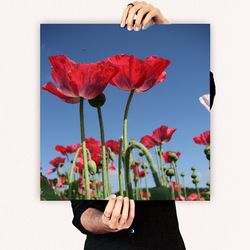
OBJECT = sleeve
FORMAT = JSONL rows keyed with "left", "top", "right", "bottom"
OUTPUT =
{"left": 71, "top": 200, "right": 106, "bottom": 235}
{"left": 210, "top": 72, "right": 216, "bottom": 109}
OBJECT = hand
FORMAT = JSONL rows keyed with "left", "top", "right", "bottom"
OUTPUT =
{"left": 80, "top": 195, "right": 135, "bottom": 234}
{"left": 120, "top": 1, "right": 170, "bottom": 31}
{"left": 101, "top": 195, "right": 135, "bottom": 232}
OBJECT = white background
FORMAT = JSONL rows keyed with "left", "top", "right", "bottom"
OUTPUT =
{"left": 0, "top": 0, "right": 250, "bottom": 249}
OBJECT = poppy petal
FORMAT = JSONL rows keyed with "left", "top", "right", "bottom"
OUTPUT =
{"left": 42, "top": 82, "right": 80, "bottom": 104}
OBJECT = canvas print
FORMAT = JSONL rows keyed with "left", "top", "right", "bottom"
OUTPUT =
{"left": 40, "top": 24, "right": 210, "bottom": 201}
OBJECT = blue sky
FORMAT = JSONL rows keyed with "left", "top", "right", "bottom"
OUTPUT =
{"left": 41, "top": 24, "right": 210, "bottom": 189}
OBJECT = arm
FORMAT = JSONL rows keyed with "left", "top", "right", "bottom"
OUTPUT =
{"left": 72, "top": 195, "right": 135, "bottom": 234}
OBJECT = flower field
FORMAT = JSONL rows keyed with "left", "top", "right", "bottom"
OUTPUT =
{"left": 41, "top": 54, "right": 210, "bottom": 201}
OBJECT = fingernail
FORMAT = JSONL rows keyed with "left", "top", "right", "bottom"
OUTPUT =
{"left": 120, "top": 23, "right": 125, "bottom": 28}
{"left": 134, "top": 26, "right": 139, "bottom": 31}
{"left": 127, "top": 26, "right": 132, "bottom": 31}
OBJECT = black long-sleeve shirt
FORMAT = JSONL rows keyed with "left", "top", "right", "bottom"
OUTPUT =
{"left": 71, "top": 72, "right": 216, "bottom": 250}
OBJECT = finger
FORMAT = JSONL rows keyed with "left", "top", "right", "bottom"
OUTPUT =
{"left": 126, "top": 3, "right": 146, "bottom": 31}
{"left": 105, "top": 194, "right": 116, "bottom": 200}
{"left": 118, "top": 197, "right": 129, "bottom": 227}
{"left": 124, "top": 199, "right": 135, "bottom": 228}
{"left": 120, "top": 5, "right": 132, "bottom": 28}
{"left": 102, "top": 194, "right": 116, "bottom": 224}
{"left": 142, "top": 9, "right": 158, "bottom": 29}
{"left": 134, "top": 5, "right": 152, "bottom": 31}
{"left": 110, "top": 196, "right": 123, "bottom": 225}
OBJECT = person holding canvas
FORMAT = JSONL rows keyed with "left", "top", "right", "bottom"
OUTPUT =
{"left": 71, "top": 2, "right": 215, "bottom": 249}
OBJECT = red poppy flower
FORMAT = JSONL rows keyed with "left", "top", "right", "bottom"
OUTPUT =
{"left": 170, "top": 181, "right": 182, "bottom": 192}
{"left": 105, "top": 140, "right": 120, "bottom": 155}
{"left": 133, "top": 168, "right": 148, "bottom": 178}
{"left": 141, "top": 191, "right": 150, "bottom": 199}
{"left": 138, "top": 170, "right": 148, "bottom": 178}
{"left": 68, "top": 60, "right": 118, "bottom": 100}
{"left": 42, "top": 55, "right": 118, "bottom": 103}
{"left": 108, "top": 54, "right": 170, "bottom": 92}
{"left": 130, "top": 161, "right": 141, "bottom": 170}
{"left": 73, "top": 158, "right": 84, "bottom": 174}
{"left": 42, "top": 55, "right": 80, "bottom": 104}
{"left": 55, "top": 145, "right": 67, "bottom": 155}
{"left": 187, "top": 193, "right": 198, "bottom": 201}
{"left": 136, "top": 56, "right": 170, "bottom": 93}
{"left": 46, "top": 168, "right": 57, "bottom": 175}
{"left": 77, "top": 138, "right": 102, "bottom": 164}
{"left": 140, "top": 135, "right": 158, "bottom": 149}
{"left": 66, "top": 145, "right": 77, "bottom": 154}
{"left": 151, "top": 125, "right": 176, "bottom": 145}
{"left": 163, "top": 151, "right": 181, "bottom": 163}
{"left": 89, "top": 182, "right": 94, "bottom": 189}
{"left": 109, "top": 164, "right": 116, "bottom": 171}
{"left": 56, "top": 175, "right": 67, "bottom": 188}
{"left": 55, "top": 145, "right": 77, "bottom": 155}
{"left": 49, "top": 157, "right": 65, "bottom": 168}
{"left": 193, "top": 130, "right": 210, "bottom": 145}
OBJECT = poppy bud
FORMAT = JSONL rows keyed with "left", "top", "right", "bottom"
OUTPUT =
{"left": 191, "top": 173, "right": 197, "bottom": 179}
{"left": 166, "top": 168, "right": 175, "bottom": 177}
{"left": 88, "top": 93, "right": 106, "bottom": 107}
{"left": 59, "top": 163, "right": 64, "bottom": 168}
{"left": 192, "top": 178, "right": 199, "bottom": 184}
{"left": 88, "top": 160, "right": 97, "bottom": 175}
{"left": 191, "top": 166, "right": 196, "bottom": 171}
{"left": 139, "top": 151, "right": 145, "bottom": 157}
{"left": 141, "top": 163, "right": 148, "bottom": 169}
{"left": 157, "top": 149, "right": 163, "bottom": 156}
{"left": 135, "top": 160, "right": 140, "bottom": 166}
{"left": 168, "top": 152, "right": 179, "bottom": 162}
{"left": 134, "top": 174, "right": 139, "bottom": 182}
{"left": 204, "top": 145, "right": 210, "bottom": 160}
{"left": 206, "top": 182, "right": 210, "bottom": 187}
{"left": 109, "top": 151, "right": 116, "bottom": 161}
{"left": 180, "top": 172, "right": 185, "bottom": 177}
{"left": 162, "top": 165, "right": 167, "bottom": 172}
{"left": 57, "top": 170, "right": 62, "bottom": 176}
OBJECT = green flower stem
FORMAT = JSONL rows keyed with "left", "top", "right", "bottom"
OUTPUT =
{"left": 159, "top": 144, "right": 167, "bottom": 185}
{"left": 144, "top": 172, "right": 149, "bottom": 200}
{"left": 69, "top": 147, "right": 82, "bottom": 199}
{"left": 118, "top": 137, "right": 124, "bottom": 196}
{"left": 170, "top": 177, "right": 175, "bottom": 200}
{"left": 123, "top": 90, "right": 135, "bottom": 149}
{"left": 171, "top": 161, "right": 180, "bottom": 184}
{"left": 124, "top": 140, "right": 161, "bottom": 198}
{"left": 171, "top": 161, "right": 181, "bottom": 197}
{"left": 97, "top": 105, "right": 108, "bottom": 198}
{"left": 181, "top": 177, "right": 187, "bottom": 199}
{"left": 107, "top": 160, "right": 112, "bottom": 195}
{"left": 134, "top": 179, "right": 139, "bottom": 200}
{"left": 195, "top": 184, "right": 201, "bottom": 200}
{"left": 154, "top": 147, "right": 162, "bottom": 182}
{"left": 80, "top": 98, "right": 90, "bottom": 199}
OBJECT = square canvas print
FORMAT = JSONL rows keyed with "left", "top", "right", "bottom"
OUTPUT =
{"left": 40, "top": 24, "right": 210, "bottom": 201}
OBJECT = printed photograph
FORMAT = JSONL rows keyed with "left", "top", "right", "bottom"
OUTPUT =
{"left": 40, "top": 24, "right": 210, "bottom": 201}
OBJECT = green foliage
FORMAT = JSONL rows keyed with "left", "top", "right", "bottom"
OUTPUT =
{"left": 40, "top": 175, "right": 61, "bottom": 200}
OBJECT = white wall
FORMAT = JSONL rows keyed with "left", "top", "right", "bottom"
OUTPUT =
{"left": 0, "top": 0, "right": 250, "bottom": 249}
